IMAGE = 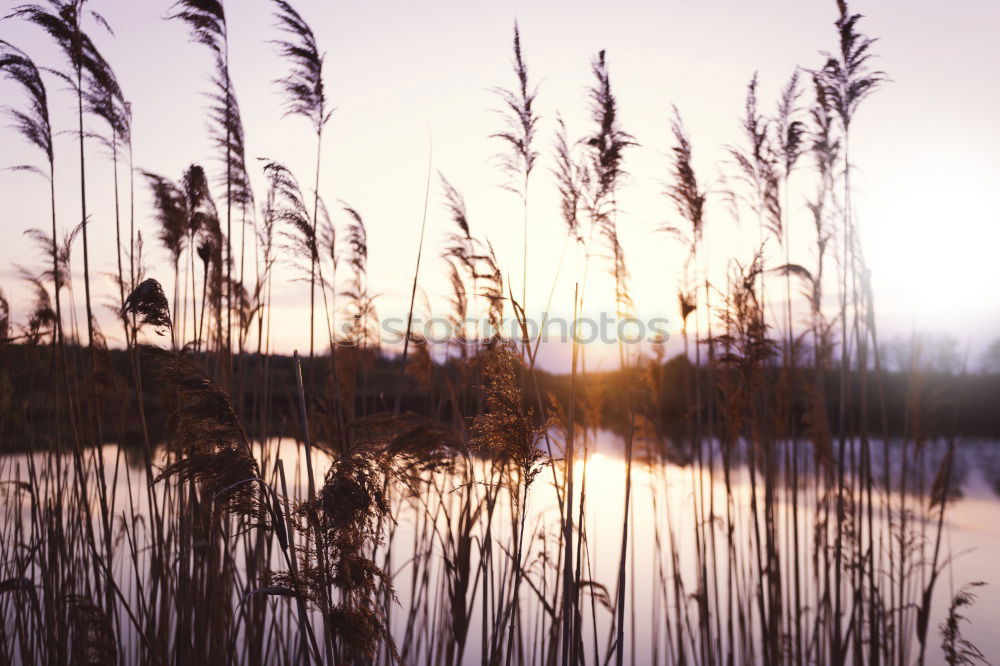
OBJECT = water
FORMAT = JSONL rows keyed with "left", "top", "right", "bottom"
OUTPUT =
{"left": 1, "top": 435, "right": 998, "bottom": 663}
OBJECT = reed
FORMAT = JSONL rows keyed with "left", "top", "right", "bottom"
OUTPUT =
{"left": 0, "top": 2, "right": 989, "bottom": 665}
{"left": 271, "top": 0, "right": 331, "bottom": 365}
{"left": 0, "top": 41, "right": 59, "bottom": 349}
{"left": 491, "top": 22, "right": 539, "bottom": 326}
{"left": 9, "top": 0, "right": 123, "bottom": 353}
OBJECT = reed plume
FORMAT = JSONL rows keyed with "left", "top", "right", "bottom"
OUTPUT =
{"left": 939, "top": 582, "right": 988, "bottom": 665}
{"left": 122, "top": 278, "right": 172, "bottom": 335}
{"left": 665, "top": 106, "right": 706, "bottom": 243}
{"left": 584, "top": 49, "right": 635, "bottom": 368}
{"left": 0, "top": 40, "right": 52, "bottom": 166}
{"left": 271, "top": 0, "right": 329, "bottom": 132}
{"left": 19, "top": 273, "right": 56, "bottom": 345}
{"left": 470, "top": 343, "right": 546, "bottom": 662}
{"left": 727, "top": 74, "right": 782, "bottom": 245}
{"left": 774, "top": 71, "right": 806, "bottom": 182}
{"left": 171, "top": 0, "right": 253, "bottom": 361}
{"left": 169, "top": 0, "right": 226, "bottom": 53}
{"left": 84, "top": 70, "right": 131, "bottom": 313}
{"left": 271, "top": 0, "right": 331, "bottom": 362}
{"left": 264, "top": 160, "right": 316, "bottom": 276}
{"left": 820, "top": 1, "right": 887, "bottom": 133}
{"left": 661, "top": 105, "right": 706, "bottom": 380}
{"left": 440, "top": 174, "right": 478, "bottom": 346}
{"left": 208, "top": 61, "right": 253, "bottom": 214}
{"left": 0, "top": 41, "right": 62, "bottom": 348}
{"left": 553, "top": 115, "right": 584, "bottom": 243}
{"left": 291, "top": 440, "right": 401, "bottom": 662}
{"left": 475, "top": 243, "right": 505, "bottom": 342}
{"left": 10, "top": 0, "right": 123, "bottom": 350}
{"left": 470, "top": 343, "right": 545, "bottom": 485}
{"left": 491, "top": 22, "right": 538, "bottom": 312}
{"left": 662, "top": 105, "right": 707, "bottom": 359}
{"left": 176, "top": 164, "right": 217, "bottom": 348}
{"left": 340, "top": 205, "right": 375, "bottom": 347}
{"left": 143, "top": 171, "right": 188, "bottom": 334}
{"left": 584, "top": 50, "right": 634, "bottom": 212}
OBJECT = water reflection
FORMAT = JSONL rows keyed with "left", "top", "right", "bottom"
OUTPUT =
{"left": 2, "top": 436, "right": 998, "bottom": 663}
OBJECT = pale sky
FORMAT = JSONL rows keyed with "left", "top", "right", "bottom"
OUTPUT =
{"left": 1, "top": 0, "right": 999, "bottom": 372}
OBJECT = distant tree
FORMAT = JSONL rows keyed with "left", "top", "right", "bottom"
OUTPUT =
{"left": 883, "top": 333, "right": 962, "bottom": 374}
{"left": 980, "top": 337, "right": 1000, "bottom": 374}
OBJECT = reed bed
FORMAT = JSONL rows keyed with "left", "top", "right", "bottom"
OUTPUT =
{"left": 0, "top": 1, "right": 990, "bottom": 664}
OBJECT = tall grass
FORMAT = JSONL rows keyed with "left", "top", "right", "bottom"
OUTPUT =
{"left": 270, "top": 0, "right": 330, "bottom": 365}
{"left": 491, "top": 22, "right": 538, "bottom": 328}
{"left": 0, "top": 2, "right": 989, "bottom": 665}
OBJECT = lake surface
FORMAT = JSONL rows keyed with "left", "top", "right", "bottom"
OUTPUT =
{"left": 2, "top": 434, "right": 998, "bottom": 664}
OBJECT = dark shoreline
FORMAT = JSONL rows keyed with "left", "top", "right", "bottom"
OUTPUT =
{"left": 3, "top": 343, "right": 998, "bottom": 452}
